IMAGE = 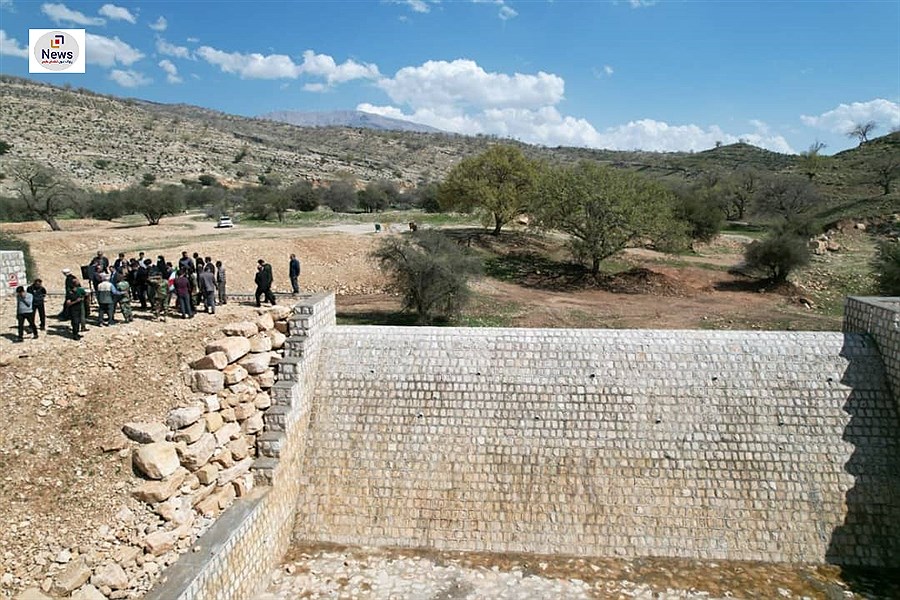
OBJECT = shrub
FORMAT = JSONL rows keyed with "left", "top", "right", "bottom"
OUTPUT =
{"left": 671, "top": 187, "right": 724, "bottom": 243}
{"left": 198, "top": 174, "right": 218, "bottom": 187}
{"left": 372, "top": 231, "right": 482, "bottom": 324}
{"left": 744, "top": 232, "right": 810, "bottom": 283}
{"left": 873, "top": 240, "right": 900, "bottom": 295}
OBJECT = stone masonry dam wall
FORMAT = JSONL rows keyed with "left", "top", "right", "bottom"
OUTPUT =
{"left": 295, "top": 326, "right": 900, "bottom": 566}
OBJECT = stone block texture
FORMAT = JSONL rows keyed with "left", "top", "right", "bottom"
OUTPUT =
{"left": 844, "top": 297, "right": 900, "bottom": 409}
{"left": 0, "top": 250, "right": 27, "bottom": 298}
{"left": 295, "top": 326, "right": 900, "bottom": 567}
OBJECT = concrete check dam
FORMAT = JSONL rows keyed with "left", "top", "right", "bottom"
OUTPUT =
{"left": 146, "top": 295, "right": 900, "bottom": 600}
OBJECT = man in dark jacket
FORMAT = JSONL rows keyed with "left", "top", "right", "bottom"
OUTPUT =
{"left": 254, "top": 259, "right": 276, "bottom": 307}
{"left": 26, "top": 278, "right": 47, "bottom": 331}
{"left": 289, "top": 254, "right": 301, "bottom": 295}
{"left": 199, "top": 265, "right": 217, "bottom": 314}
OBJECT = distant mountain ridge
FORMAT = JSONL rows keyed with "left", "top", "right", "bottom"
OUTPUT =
{"left": 260, "top": 110, "right": 443, "bottom": 134}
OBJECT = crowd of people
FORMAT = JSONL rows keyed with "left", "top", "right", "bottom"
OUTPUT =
{"left": 10, "top": 249, "right": 301, "bottom": 342}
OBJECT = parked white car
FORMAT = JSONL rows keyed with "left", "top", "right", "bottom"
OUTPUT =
{"left": 216, "top": 216, "right": 234, "bottom": 228}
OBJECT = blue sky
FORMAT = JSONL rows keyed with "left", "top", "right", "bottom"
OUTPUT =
{"left": 1, "top": 0, "right": 898, "bottom": 154}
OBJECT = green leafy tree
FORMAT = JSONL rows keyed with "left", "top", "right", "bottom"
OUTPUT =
{"left": 136, "top": 185, "right": 184, "bottom": 225}
{"left": 372, "top": 231, "right": 482, "bottom": 324}
{"left": 438, "top": 144, "right": 538, "bottom": 234}
{"left": 140, "top": 172, "right": 157, "bottom": 188}
{"left": 534, "top": 161, "right": 682, "bottom": 274}
{"left": 10, "top": 161, "right": 74, "bottom": 231}
{"left": 872, "top": 240, "right": 900, "bottom": 295}
{"left": 88, "top": 190, "right": 130, "bottom": 221}
{"left": 670, "top": 183, "right": 725, "bottom": 243}
{"left": 322, "top": 180, "right": 357, "bottom": 212}
{"left": 744, "top": 230, "right": 810, "bottom": 283}
{"left": 720, "top": 167, "right": 760, "bottom": 221}
{"left": 268, "top": 189, "right": 293, "bottom": 222}
{"left": 285, "top": 181, "right": 320, "bottom": 212}
{"left": 358, "top": 180, "right": 399, "bottom": 213}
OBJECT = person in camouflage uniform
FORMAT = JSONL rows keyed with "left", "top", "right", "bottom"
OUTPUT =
{"left": 146, "top": 261, "right": 167, "bottom": 322}
{"left": 116, "top": 276, "right": 133, "bottom": 323}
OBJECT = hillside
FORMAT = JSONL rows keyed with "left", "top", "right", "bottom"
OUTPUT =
{"left": 0, "top": 75, "right": 897, "bottom": 224}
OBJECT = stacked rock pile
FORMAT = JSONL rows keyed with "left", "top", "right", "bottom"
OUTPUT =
{"left": 21, "top": 307, "right": 295, "bottom": 600}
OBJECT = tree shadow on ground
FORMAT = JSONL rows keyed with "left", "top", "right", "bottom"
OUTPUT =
{"left": 336, "top": 310, "right": 428, "bottom": 327}
{"left": 824, "top": 333, "right": 900, "bottom": 595}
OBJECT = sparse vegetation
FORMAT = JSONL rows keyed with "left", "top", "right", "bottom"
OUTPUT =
{"left": 872, "top": 240, "right": 900, "bottom": 295}
{"left": 372, "top": 230, "right": 482, "bottom": 324}
{"left": 744, "top": 230, "right": 810, "bottom": 283}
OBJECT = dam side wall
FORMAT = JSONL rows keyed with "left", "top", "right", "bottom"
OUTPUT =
{"left": 844, "top": 296, "right": 900, "bottom": 407}
{"left": 295, "top": 326, "right": 900, "bottom": 566}
{"left": 145, "top": 294, "right": 335, "bottom": 600}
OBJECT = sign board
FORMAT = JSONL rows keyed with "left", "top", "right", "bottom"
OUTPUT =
{"left": 8, "top": 273, "right": 18, "bottom": 288}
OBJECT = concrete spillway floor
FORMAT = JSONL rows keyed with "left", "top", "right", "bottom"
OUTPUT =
{"left": 255, "top": 544, "right": 900, "bottom": 600}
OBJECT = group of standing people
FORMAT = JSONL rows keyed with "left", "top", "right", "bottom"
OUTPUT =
{"left": 11, "top": 250, "right": 302, "bottom": 342}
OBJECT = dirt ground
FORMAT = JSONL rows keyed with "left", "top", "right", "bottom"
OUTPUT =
{"left": 0, "top": 215, "right": 847, "bottom": 597}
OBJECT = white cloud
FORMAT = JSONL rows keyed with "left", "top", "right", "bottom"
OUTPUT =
{"left": 149, "top": 16, "right": 167, "bottom": 31}
{"left": 158, "top": 59, "right": 182, "bottom": 83}
{"left": 0, "top": 29, "right": 28, "bottom": 57}
{"left": 99, "top": 4, "right": 135, "bottom": 24}
{"left": 86, "top": 32, "right": 144, "bottom": 67}
{"left": 390, "top": 0, "right": 432, "bottom": 13}
{"left": 378, "top": 59, "right": 564, "bottom": 110}
{"left": 801, "top": 99, "right": 900, "bottom": 134}
{"left": 629, "top": 0, "right": 658, "bottom": 7}
{"left": 603, "top": 65, "right": 614, "bottom": 76}
{"left": 299, "top": 50, "right": 380, "bottom": 85}
{"left": 1, "top": 0, "right": 15, "bottom": 12}
{"left": 303, "top": 82, "right": 327, "bottom": 93}
{"left": 473, "top": 0, "right": 517, "bottom": 20}
{"left": 186, "top": 37, "right": 199, "bottom": 43}
{"left": 109, "top": 68, "right": 150, "bottom": 88}
{"left": 41, "top": 2, "right": 105, "bottom": 26}
{"left": 196, "top": 46, "right": 302, "bottom": 79}
{"left": 361, "top": 58, "right": 794, "bottom": 153}
{"left": 196, "top": 45, "right": 380, "bottom": 86}
{"left": 156, "top": 37, "right": 192, "bottom": 59}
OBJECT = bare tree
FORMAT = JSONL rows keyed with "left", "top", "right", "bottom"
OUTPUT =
{"left": 871, "top": 156, "right": 900, "bottom": 195}
{"left": 847, "top": 121, "right": 877, "bottom": 145}
{"left": 10, "top": 161, "right": 73, "bottom": 231}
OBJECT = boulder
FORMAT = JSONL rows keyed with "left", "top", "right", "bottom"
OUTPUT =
{"left": 227, "top": 437, "right": 250, "bottom": 461}
{"left": 133, "top": 442, "right": 180, "bottom": 480}
{"left": 233, "top": 402, "right": 256, "bottom": 421}
{"left": 255, "top": 312, "right": 275, "bottom": 332}
{"left": 254, "top": 370, "right": 275, "bottom": 389}
{"left": 144, "top": 530, "right": 178, "bottom": 556}
{"left": 220, "top": 408, "right": 236, "bottom": 422}
{"left": 72, "top": 586, "right": 106, "bottom": 600}
{"left": 205, "top": 337, "right": 251, "bottom": 364}
{"left": 196, "top": 463, "right": 219, "bottom": 486}
{"left": 214, "top": 422, "right": 241, "bottom": 446}
{"left": 156, "top": 496, "right": 193, "bottom": 526}
{"left": 15, "top": 589, "right": 53, "bottom": 600}
{"left": 190, "top": 370, "right": 224, "bottom": 394}
{"left": 202, "top": 395, "right": 221, "bottom": 413}
{"left": 90, "top": 562, "right": 128, "bottom": 590}
{"left": 122, "top": 422, "right": 168, "bottom": 444}
{"left": 52, "top": 558, "right": 91, "bottom": 596}
{"left": 239, "top": 353, "right": 270, "bottom": 375}
{"left": 177, "top": 433, "right": 217, "bottom": 470}
{"left": 222, "top": 321, "right": 258, "bottom": 337}
{"left": 268, "top": 329, "right": 287, "bottom": 350}
{"left": 274, "top": 321, "right": 289, "bottom": 334}
{"left": 248, "top": 333, "right": 273, "bottom": 353}
{"left": 217, "top": 457, "right": 254, "bottom": 486}
{"left": 111, "top": 546, "right": 141, "bottom": 567}
{"left": 242, "top": 413, "right": 264, "bottom": 435}
{"left": 172, "top": 420, "right": 206, "bottom": 444}
{"left": 222, "top": 363, "right": 248, "bottom": 385}
{"left": 167, "top": 406, "right": 204, "bottom": 430}
{"left": 254, "top": 392, "right": 271, "bottom": 410}
{"left": 205, "top": 412, "right": 224, "bottom": 433}
{"left": 133, "top": 468, "right": 188, "bottom": 503}
{"left": 190, "top": 352, "right": 228, "bottom": 371}
{"left": 262, "top": 305, "right": 293, "bottom": 321}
